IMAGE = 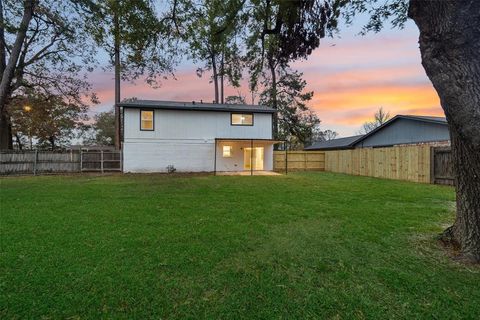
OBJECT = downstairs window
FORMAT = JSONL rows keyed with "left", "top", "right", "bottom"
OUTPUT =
{"left": 223, "top": 145, "right": 232, "bottom": 157}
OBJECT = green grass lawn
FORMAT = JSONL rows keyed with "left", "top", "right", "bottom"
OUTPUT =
{"left": 1, "top": 172, "right": 479, "bottom": 319}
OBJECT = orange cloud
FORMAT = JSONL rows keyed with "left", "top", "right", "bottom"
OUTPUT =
{"left": 309, "top": 84, "right": 442, "bottom": 126}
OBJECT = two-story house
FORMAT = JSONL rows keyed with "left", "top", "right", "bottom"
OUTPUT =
{"left": 119, "top": 100, "right": 279, "bottom": 173}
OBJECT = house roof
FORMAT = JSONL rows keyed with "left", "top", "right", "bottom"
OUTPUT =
{"left": 352, "top": 114, "right": 447, "bottom": 145}
{"left": 304, "top": 135, "right": 364, "bottom": 150}
{"left": 304, "top": 114, "right": 448, "bottom": 151}
{"left": 398, "top": 115, "right": 447, "bottom": 124}
{"left": 118, "top": 100, "right": 276, "bottom": 113}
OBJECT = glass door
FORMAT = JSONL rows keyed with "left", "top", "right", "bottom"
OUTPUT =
{"left": 244, "top": 147, "right": 264, "bottom": 170}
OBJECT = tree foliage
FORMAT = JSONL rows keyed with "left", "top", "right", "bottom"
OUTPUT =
{"left": 9, "top": 92, "right": 88, "bottom": 150}
{"left": 322, "top": 129, "right": 338, "bottom": 140}
{"left": 89, "top": 109, "right": 115, "bottom": 146}
{"left": 87, "top": 0, "right": 178, "bottom": 87}
{"left": 225, "top": 94, "right": 247, "bottom": 105}
{"left": 186, "top": 0, "right": 245, "bottom": 103}
{"left": 340, "top": 0, "right": 408, "bottom": 34}
{"left": 359, "top": 107, "right": 390, "bottom": 134}
{"left": 0, "top": 0, "right": 99, "bottom": 149}
{"left": 260, "top": 68, "right": 320, "bottom": 149}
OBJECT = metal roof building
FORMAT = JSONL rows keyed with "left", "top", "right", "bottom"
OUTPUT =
{"left": 305, "top": 115, "right": 450, "bottom": 151}
{"left": 304, "top": 135, "right": 364, "bottom": 151}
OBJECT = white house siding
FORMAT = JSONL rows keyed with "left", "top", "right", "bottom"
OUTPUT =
{"left": 123, "top": 139, "right": 215, "bottom": 172}
{"left": 124, "top": 109, "right": 272, "bottom": 140}
{"left": 122, "top": 108, "right": 273, "bottom": 173}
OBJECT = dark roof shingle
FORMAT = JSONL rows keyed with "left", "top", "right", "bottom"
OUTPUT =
{"left": 400, "top": 115, "right": 447, "bottom": 123}
{"left": 119, "top": 100, "right": 276, "bottom": 113}
{"left": 304, "top": 135, "right": 364, "bottom": 150}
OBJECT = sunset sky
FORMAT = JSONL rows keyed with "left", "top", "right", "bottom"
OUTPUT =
{"left": 88, "top": 19, "right": 444, "bottom": 137}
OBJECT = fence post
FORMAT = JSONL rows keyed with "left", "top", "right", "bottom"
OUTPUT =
{"left": 430, "top": 146, "right": 435, "bottom": 184}
{"left": 33, "top": 150, "right": 38, "bottom": 175}
{"left": 120, "top": 149, "right": 123, "bottom": 172}
{"left": 101, "top": 150, "right": 104, "bottom": 174}
{"left": 80, "top": 150, "right": 83, "bottom": 172}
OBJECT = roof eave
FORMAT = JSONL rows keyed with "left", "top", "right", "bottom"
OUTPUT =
{"left": 119, "top": 103, "right": 276, "bottom": 113}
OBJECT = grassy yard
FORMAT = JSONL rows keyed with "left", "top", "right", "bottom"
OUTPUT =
{"left": 1, "top": 172, "right": 478, "bottom": 319}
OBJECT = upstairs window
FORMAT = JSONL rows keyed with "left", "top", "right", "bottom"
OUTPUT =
{"left": 140, "top": 110, "right": 154, "bottom": 131}
{"left": 231, "top": 113, "right": 253, "bottom": 126}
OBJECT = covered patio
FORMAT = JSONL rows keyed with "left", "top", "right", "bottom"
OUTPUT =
{"left": 214, "top": 138, "right": 284, "bottom": 176}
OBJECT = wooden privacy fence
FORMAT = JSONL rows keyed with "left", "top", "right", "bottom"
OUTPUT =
{"left": 324, "top": 145, "right": 432, "bottom": 183}
{"left": 324, "top": 145, "right": 456, "bottom": 184}
{"left": 273, "top": 151, "right": 325, "bottom": 171}
{"left": 80, "top": 151, "right": 121, "bottom": 172}
{"left": 431, "top": 147, "right": 454, "bottom": 185}
{"left": 0, "top": 150, "right": 121, "bottom": 175}
{"left": 274, "top": 145, "right": 453, "bottom": 185}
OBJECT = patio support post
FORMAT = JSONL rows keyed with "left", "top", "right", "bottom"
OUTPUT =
{"left": 214, "top": 139, "right": 217, "bottom": 176}
{"left": 285, "top": 141, "right": 288, "bottom": 175}
{"left": 250, "top": 139, "right": 253, "bottom": 176}
{"left": 101, "top": 150, "right": 104, "bottom": 174}
{"left": 33, "top": 149, "right": 38, "bottom": 175}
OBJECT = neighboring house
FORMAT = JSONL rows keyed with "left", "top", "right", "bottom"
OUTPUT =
{"left": 119, "top": 100, "right": 279, "bottom": 173}
{"left": 304, "top": 135, "right": 364, "bottom": 151}
{"left": 305, "top": 115, "right": 450, "bottom": 151}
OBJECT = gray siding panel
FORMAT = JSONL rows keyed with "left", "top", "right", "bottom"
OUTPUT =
{"left": 355, "top": 118, "right": 450, "bottom": 147}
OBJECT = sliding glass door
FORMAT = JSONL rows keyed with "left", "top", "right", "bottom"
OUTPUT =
{"left": 244, "top": 147, "right": 264, "bottom": 170}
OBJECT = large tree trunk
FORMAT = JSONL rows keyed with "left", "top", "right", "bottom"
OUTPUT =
{"left": 0, "top": 0, "right": 6, "bottom": 74}
{"left": 113, "top": 3, "right": 121, "bottom": 150}
{"left": 211, "top": 54, "right": 219, "bottom": 103}
{"left": 268, "top": 55, "right": 278, "bottom": 140}
{"left": 49, "top": 136, "right": 55, "bottom": 151}
{"left": 14, "top": 133, "right": 23, "bottom": 150}
{"left": 220, "top": 53, "right": 224, "bottom": 104}
{"left": 0, "top": 109, "right": 12, "bottom": 149}
{"left": 0, "top": 0, "right": 12, "bottom": 151}
{"left": 0, "top": 0, "right": 35, "bottom": 150}
{"left": 409, "top": 0, "right": 480, "bottom": 263}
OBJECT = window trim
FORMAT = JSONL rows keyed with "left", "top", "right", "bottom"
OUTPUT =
{"left": 230, "top": 112, "right": 254, "bottom": 126}
{"left": 140, "top": 109, "right": 155, "bottom": 131}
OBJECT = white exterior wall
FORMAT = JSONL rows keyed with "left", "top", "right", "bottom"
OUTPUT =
{"left": 124, "top": 109, "right": 272, "bottom": 141}
{"left": 123, "top": 140, "right": 215, "bottom": 172}
{"left": 123, "top": 108, "right": 273, "bottom": 173}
